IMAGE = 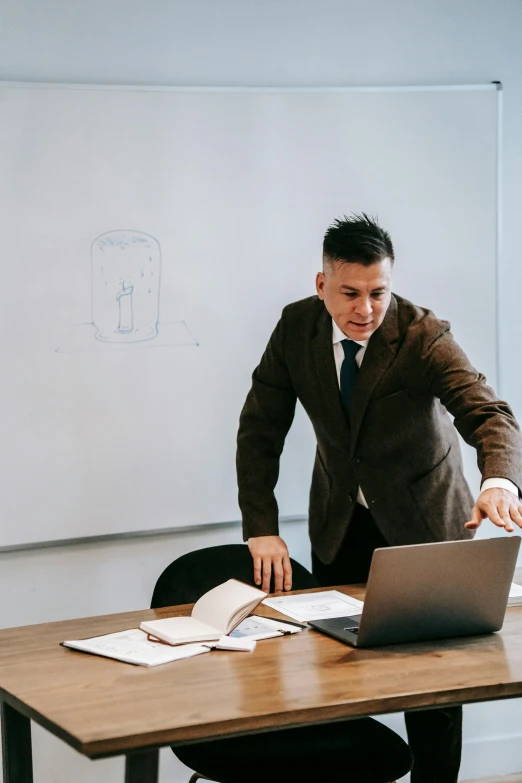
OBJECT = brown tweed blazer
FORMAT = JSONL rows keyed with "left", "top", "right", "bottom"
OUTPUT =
{"left": 237, "top": 294, "right": 522, "bottom": 564}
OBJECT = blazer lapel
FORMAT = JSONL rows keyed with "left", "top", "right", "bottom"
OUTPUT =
{"left": 312, "top": 306, "right": 351, "bottom": 442}
{"left": 349, "top": 295, "right": 400, "bottom": 452}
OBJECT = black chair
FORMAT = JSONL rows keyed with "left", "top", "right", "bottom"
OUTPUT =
{"left": 151, "top": 544, "right": 413, "bottom": 783}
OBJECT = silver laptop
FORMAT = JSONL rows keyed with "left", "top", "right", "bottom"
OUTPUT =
{"left": 308, "top": 537, "right": 520, "bottom": 647}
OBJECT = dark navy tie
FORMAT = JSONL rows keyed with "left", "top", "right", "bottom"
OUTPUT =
{"left": 340, "top": 339, "right": 361, "bottom": 412}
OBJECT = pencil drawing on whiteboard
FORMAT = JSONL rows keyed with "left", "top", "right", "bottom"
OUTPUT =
{"left": 56, "top": 229, "right": 198, "bottom": 352}
{"left": 92, "top": 230, "right": 161, "bottom": 343}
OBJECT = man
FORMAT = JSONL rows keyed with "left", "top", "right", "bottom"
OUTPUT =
{"left": 236, "top": 213, "right": 522, "bottom": 783}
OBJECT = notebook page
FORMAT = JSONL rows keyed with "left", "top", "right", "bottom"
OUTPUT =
{"left": 192, "top": 579, "right": 266, "bottom": 634}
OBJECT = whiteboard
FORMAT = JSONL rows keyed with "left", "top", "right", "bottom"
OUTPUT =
{"left": 0, "top": 83, "right": 500, "bottom": 548}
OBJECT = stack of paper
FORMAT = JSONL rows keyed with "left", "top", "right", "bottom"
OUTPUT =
{"left": 63, "top": 570, "right": 311, "bottom": 671}
{"left": 63, "top": 614, "right": 303, "bottom": 666}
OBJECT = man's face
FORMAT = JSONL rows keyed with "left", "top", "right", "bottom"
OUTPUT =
{"left": 316, "top": 258, "right": 393, "bottom": 341}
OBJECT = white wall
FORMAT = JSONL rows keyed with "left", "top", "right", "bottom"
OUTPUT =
{"left": 1, "top": 1, "right": 522, "bottom": 781}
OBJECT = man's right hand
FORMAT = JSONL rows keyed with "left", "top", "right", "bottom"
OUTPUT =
{"left": 247, "top": 535, "right": 292, "bottom": 593}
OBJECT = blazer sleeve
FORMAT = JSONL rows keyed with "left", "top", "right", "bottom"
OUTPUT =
{"left": 421, "top": 323, "right": 522, "bottom": 494}
{"left": 237, "top": 314, "right": 297, "bottom": 539}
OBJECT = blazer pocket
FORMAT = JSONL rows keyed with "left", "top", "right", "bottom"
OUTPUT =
{"left": 371, "top": 388, "right": 408, "bottom": 402}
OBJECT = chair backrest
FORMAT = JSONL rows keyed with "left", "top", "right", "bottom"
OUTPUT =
{"left": 151, "top": 543, "right": 319, "bottom": 608}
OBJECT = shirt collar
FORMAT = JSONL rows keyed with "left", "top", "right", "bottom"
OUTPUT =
{"left": 331, "top": 318, "right": 368, "bottom": 349}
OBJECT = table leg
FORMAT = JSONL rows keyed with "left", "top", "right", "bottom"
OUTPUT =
{"left": 125, "top": 749, "right": 159, "bottom": 783}
{"left": 0, "top": 702, "right": 33, "bottom": 783}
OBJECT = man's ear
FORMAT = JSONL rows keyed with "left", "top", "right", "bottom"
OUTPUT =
{"left": 316, "top": 272, "right": 326, "bottom": 299}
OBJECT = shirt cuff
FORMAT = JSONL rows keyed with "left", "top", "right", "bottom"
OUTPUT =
{"left": 480, "top": 477, "right": 519, "bottom": 497}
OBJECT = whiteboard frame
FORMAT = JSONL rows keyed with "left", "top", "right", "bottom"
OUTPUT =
{"left": 0, "top": 81, "right": 502, "bottom": 552}
{"left": 0, "top": 82, "right": 501, "bottom": 93}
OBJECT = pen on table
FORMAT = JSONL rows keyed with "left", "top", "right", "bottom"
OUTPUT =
{"left": 260, "top": 616, "right": 308, "bottom": 629}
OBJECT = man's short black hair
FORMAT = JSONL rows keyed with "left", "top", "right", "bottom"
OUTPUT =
{"left": 323, "top": 213, "right": 394, "bottom": 267}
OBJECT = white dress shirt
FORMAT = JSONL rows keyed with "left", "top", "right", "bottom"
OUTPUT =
{"left": 331, "top": 318, "right": 518, "bottom": 507}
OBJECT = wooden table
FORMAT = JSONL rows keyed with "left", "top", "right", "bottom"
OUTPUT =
{"left": 2, "top": 585, "right": 522, "bottom": 783}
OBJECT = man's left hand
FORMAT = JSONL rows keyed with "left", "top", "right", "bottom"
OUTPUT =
{"left": 466, "top": 487, "right": 522, "bottom": 533}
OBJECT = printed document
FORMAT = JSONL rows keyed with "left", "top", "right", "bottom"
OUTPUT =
{"left": 508, "top": 582, "right": 522, "bottom": 606}
{"left": 263, "top": 590, "right": 364, "bottom": 622}
{"left": 509, "top": 583, "right": 522, "bottom": 598}
{"left": 63, "top": 629, "right": 211, "bottom": 667}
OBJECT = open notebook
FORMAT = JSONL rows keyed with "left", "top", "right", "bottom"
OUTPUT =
{"left": 140, "top": 579, "right": 267, "bottom": 645}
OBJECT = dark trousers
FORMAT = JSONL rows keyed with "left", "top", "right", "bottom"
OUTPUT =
{"left": 312, "top": 504, "right": 463, "bottom": 783}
